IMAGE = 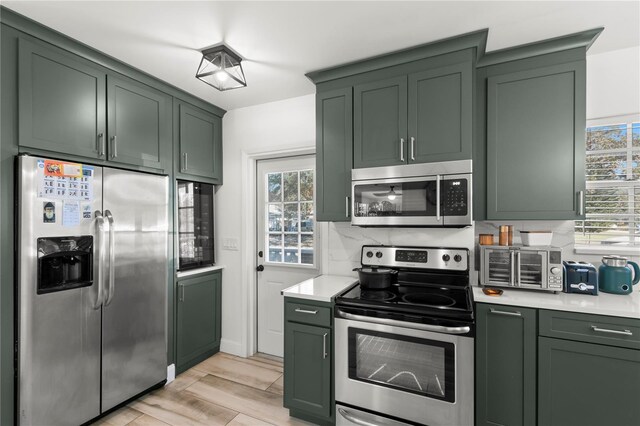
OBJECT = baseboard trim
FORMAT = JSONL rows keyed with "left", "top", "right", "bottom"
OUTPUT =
{"left": 220, "top": 338, "right": 243, "bottom": 356}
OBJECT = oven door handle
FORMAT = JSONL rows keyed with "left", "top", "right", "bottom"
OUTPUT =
{"left": 338, "top": 408, "right": 382, "bottom": 426}
{"left": 337, "top": 309, "right": 470, "bottom": 334}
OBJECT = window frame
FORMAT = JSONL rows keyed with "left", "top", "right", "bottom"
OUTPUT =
{"left": 574, "top": 113, "right": 640, "bottom": 255}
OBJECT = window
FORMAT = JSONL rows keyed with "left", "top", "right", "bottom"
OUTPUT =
{"left": 575, "top": 120, "right": 640, "bottom": 248}
{"left": 265, "top": 169, "right": 315, "bottom": 265}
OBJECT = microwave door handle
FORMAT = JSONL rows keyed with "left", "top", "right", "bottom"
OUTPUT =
{"left": 509, "top": 250, "right": 516, "bottom": 286}
{"left": 515, "top": 251, "right": 521, "bottom": 285}
{"left": 436, "top": 175, "right": 441, "bottom": 222}
{"left": 93, "top": 211, "right": 105, "bottom": 309}
{"left": 104, "top": 210, "right": 115, "bottom": 306}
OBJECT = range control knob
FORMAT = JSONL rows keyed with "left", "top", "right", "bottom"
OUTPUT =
{"left": 550, "top": 267, "right": 561, "bottom": 275}
{"left": 454, "top": 254, "right": 462, "bottom": 262}
{"left": 376, "top": 252, "right": 383, "bottom": 259}
{"left": 442, "top": 254, "right": 450, "bottom": 262}
{"left": 366, "top": 251, "right": 374, "bottom": 258}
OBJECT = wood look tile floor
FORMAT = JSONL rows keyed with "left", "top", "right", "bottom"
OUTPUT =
{"left": 92, "top": 353, "right": 312, "bottom": 426}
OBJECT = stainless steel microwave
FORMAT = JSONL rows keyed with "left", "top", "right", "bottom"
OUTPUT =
{"left": 351, "top": 160, "right": 472, "bottom": 227}
{"left": 480, "top": 245, "right": 563, "bottom": 292}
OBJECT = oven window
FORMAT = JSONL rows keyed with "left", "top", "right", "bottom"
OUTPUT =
{"left": 348, "top": 328, "right": 455, "bottom": 402}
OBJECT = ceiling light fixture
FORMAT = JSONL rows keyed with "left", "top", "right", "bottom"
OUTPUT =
{"left": 196, "top": 45, "right": 247, "bottom": 91}
{"left": 387, "top": 186, "right": 397, "bottom": 201}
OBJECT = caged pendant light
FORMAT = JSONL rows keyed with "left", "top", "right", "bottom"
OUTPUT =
{"left": 196, "top": 45, "right": 247, "bottom": 91}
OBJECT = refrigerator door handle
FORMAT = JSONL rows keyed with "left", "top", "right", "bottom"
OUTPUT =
{"left": 104, "top": 210, "right": 116, "bottom": 306}
{"left": 93, "top": 211, "right": 106, "bottom": 309}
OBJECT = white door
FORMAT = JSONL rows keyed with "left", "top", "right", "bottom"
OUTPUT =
{"left": 257, "top": 155, "right": 320, "bottom": 357}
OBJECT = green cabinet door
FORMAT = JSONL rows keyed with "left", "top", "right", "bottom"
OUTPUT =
{"left": 18, "top": 37, "right": 106, "bottom": 159}
{"left": 486, "top": 61, "right": 586, "bottom": 219}
{"left": 176, "top": 271, "right": 221, "bottom": 372}
{"left": 476, "top": 303, "right": 537, "bottom": 426}
{"left": 284, "top": 322, "right": 331, "bottom": 419}
{"left": 408, "top": 62, "right": 472, "bottom": 163}
{"left": 176, "top": 101, "right": 223, "bottom": 184}
{"left": 538, "top": 336, "right": 640, "bottom": 426}
{"left": 106, "top": 74, "right": 171, "bottom": 170}
{"left": 316, "top": 88, "right": 353, "bottom": 222}
{"left": 353, "top": 76, "right": 407, "bottom": 168}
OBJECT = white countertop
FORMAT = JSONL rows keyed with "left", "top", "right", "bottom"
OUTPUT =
{"left": 282, "top": 274, "right": 358, "bottom": 303}
{"left": 176, "top": 265, "right": 224, "bottom": 278}
{"left": 473, "top": 285, "right": 640, "bottom": 319}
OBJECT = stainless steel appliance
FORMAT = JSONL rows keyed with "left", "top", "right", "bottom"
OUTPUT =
{"left": 480, "top": 245, "right": 563, "bottom": 292}
{"left": 177, "top": 179, "right": 215, "bottom": 271}
{"left": 335, "top": 245, "right": 474, "bottom": 426}
{"left": 17, "top": 155, "right": 169, "bottom": 425}
{"left": 351, "top": 160, "right": 472, "bottom": 227}
{"left": 563, "top": 261, "right": 598, "bottom": 295}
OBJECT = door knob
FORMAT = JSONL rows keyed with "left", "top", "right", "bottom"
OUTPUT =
{"left": 256, "top": 265, "right": 264, "bottom": 272}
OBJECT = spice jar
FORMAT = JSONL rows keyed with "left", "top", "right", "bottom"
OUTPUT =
{"left": 499, "top": 226, "right": 510, "bottom": 246}
{"left": 479, "top": 234, "right": 494, "bottom": 245}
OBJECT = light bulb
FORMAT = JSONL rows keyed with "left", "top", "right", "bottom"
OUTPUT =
{"left": 214, "top": 70, "right": 229, "bottom": 82}
{"left": 387, "top": 193, "right": 396, "bottom": 201}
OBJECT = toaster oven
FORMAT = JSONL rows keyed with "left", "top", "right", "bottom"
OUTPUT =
{"left": 480, "top": 245, "right": 563, "bottom": 292}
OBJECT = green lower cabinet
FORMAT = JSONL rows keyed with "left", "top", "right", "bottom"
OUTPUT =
{"left": 284, "top": 322, "right": 332, "bottom": 420}
{"left": 476, "top": 303, "right": 537, "bottom": 426}
{"left": 538, "top": 336, "right": 640, "bottom": 426}
{"left": 176, "top": 271, "right": 221, "bottom": 373}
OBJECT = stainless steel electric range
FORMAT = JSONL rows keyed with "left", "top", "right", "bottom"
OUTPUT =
{"left": 334, "top": 245, "right": 474, "bottom": 426}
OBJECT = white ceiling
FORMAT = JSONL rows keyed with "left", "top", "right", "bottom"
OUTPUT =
{"left": 3, "top": 1, "right": 639, "bottom": 111}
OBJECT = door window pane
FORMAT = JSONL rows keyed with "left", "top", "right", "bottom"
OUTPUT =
{"left": 264, "top": 168, "right": 315, "bottom": 266}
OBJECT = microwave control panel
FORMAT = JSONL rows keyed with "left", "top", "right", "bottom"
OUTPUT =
{"left": 441, "top": 179, "right": 468, "bottom": 216}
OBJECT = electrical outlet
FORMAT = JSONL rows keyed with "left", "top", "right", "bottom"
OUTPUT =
{"left": 222, "top": 237, "right": 239, "bottom": 251}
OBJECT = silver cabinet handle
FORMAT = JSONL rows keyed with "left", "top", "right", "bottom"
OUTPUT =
{"left": 110, "top": 136, "right": 117, "bottom": 158}
{"left": 399, "top": 138, "right": 405, "bottom": 162}
{"left": 294, "top": 308, "right": 318, "bottom": 315}
{"left": 104, "top": 210, "right": 115, "bottom": 306}
{"left": 345, "top": 196, "right": 350, "bottom": 218}
{"left": 97, "top": 133, "right": 105, "bottom": 157}
{"left": 591, "top": 326, "right": 633, "bottom": 336}
{"left": 490, "top": 308, "right": 522, "bottom": 317}
{"left": 435, "top": 174, "right": 441, "bottom": 221}
{"left": 322, "top": 333, "right": 328, "bottom": 359}
{"left": 93, "top": 211, "right": 105, "bottom": 309}
{"left": 183, "top": 152, "right": 188, "bottom": 171}
{"left": 578, "top": 190, "right": 585, "bottom": 216}
{"left": 179, "top": 283, "right": 185, "bottom": 302}
{"left": 337, "top": 309, "right": 470, "bottom": 334}
{"left": 410, "top": 136, "right": 415, "bottom": 161}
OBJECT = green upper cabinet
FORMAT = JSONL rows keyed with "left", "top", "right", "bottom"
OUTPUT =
{"left": 485, "top": 60, "right": 586, "bottom": 220}
{"left": 106, "top": 73, "right": 171, "bottom": 170}
{"left": 354, "top": 62, "right": 472, "bottom": 168}
{"left": 175, "top": 100, "right": 223, "bottom": 184}
{"left": 353, "top": 76, "right": 407, "bottom": 168}
{"left": 316, "top": 88, "right": 353, "bottom": 222}
{"left": 476, "top": 303, "right": 537, "bottom": 426}
{"left": 408, "top": 62, "right": 472, "bottom": 163}
{"left": 18, "top": 37, "right": 106, "bottom": 160}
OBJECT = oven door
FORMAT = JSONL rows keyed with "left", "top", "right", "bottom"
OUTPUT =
{"left": 335, "top": 313, "right": 474, "bottom": 426}
{"left": 516, "top": 249, "right": 549, "bottom": 290}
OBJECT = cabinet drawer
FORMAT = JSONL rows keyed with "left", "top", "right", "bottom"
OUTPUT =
{"left": 285, "top": 301, "right": 331, "bottom": 327}
{"left": 539, "top": 310, "right": 640, "bottom": 350}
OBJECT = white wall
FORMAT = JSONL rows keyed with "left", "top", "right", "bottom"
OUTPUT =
{"left": 586, "top": 46, "right": 640, "bottom": 119}
{"left": 218, "top": 94, "right": 315, "bottom": 356}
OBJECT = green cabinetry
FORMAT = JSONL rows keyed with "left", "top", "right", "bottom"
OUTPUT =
{"left": 353, "top": 60, "right": 472, "bottom": 168}
{"left": 476, "top": 303, "right": 640, "bottom": 426}
{"left": 284, "top": 298, "right": 334, "bottom": 425}
{"left": 316, "top": 88, "right": 353, "bottom": 221}
{"left": 476, "top": 303, "right": 537, "bottom": 426}
{"left": 18, "top": 37, "right": 172, "bottom": 172}
{"left": 174, "top": 100, "right": 223, "bottom": 184}
{"left": 485, "top": 61, "right": 585, "bottom": 220}
{"left": 176, "top": 270, "right": 222, "bottom": 373}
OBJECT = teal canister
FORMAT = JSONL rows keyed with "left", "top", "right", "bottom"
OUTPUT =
{"left": 598, "top": 256, "right": 640, "bottom": 295}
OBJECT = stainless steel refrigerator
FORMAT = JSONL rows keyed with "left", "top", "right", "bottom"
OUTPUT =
{"left": 16, "top": 155, "right": 169, "bottom": 425}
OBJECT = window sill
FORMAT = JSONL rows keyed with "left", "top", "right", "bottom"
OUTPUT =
{"left": 574, "top": 245, "right": 640, "bottom": 257}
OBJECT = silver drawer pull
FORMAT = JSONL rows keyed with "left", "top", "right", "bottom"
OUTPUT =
{"left": 294, "top": 308, "right": 318, "bottom": 315}
{"left": 490, "top": 308, "right": 522, "bottom": 317}
{"left": 591, "top": 326, "right": 633, "bottom": 336}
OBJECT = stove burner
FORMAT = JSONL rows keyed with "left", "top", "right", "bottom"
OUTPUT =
{"left": 360, "top": 290, "right": 396, "bottom": 301}
{"left": 401, "top": 293, "right": 456, "bottom": 307}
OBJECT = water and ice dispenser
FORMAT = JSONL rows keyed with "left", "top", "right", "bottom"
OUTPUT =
{"left": 37, "top": 236, "right": 93, "bottom": 294}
